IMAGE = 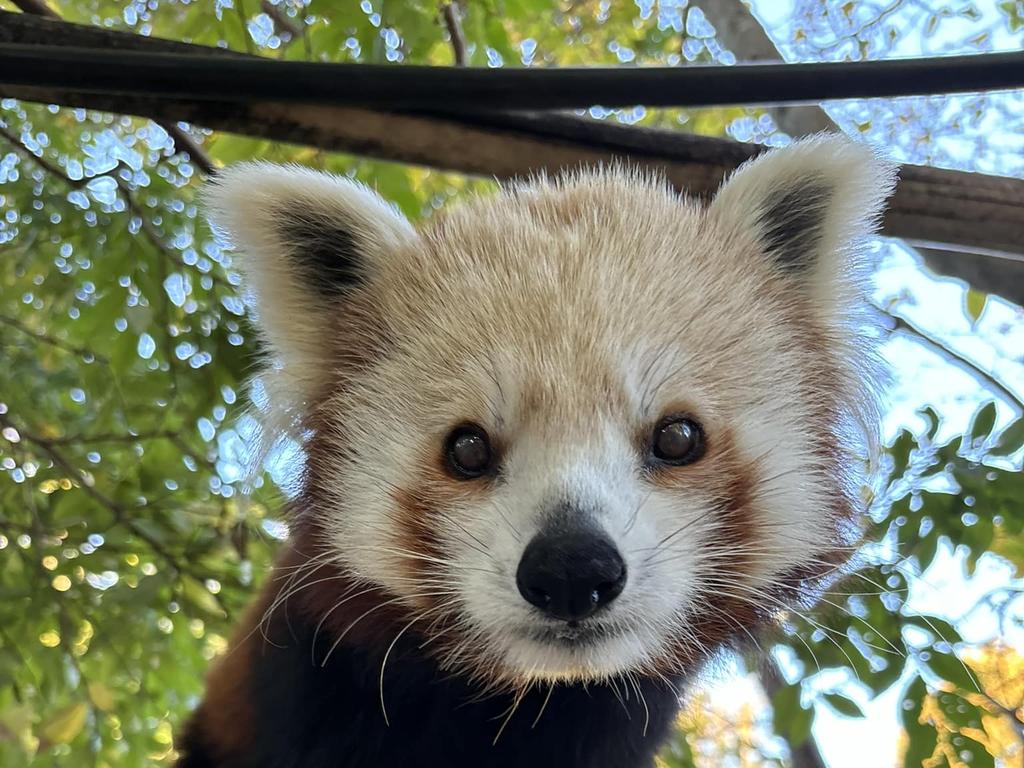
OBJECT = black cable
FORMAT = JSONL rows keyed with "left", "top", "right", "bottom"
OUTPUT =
{"left": 1, "top": 43, "right": 1023, "bottom": 110}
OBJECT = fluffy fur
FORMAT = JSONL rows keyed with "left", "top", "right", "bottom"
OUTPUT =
{"left": 181, "top": 135, "right": 897, "bottom": 767}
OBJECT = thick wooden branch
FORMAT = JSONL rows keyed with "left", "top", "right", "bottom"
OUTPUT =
{"left": 2, "top": 12, "right": 1023, "bottom": 262}
{"left": 5, "top": 4, "right": 216, "bottom": 175}
{"left": 700, "top": 0, "right": 836, "bottom": 136}
{"left": 701, "top": 0, "right": 1022, "bottom": 306}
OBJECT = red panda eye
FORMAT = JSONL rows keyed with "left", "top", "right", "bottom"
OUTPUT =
{"left": 651, "top": 417, "right": 705, "bottom": 466}
{"left": 445, "top": 425, "right": 493, "bottom": 479}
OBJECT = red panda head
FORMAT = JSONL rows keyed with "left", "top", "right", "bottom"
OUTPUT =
{"left": 205, "top": 136, "right": 896, "bottom": 687}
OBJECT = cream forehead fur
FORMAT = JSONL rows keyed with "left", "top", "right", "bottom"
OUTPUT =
{"left": 204, "top": 136, "right": 897, "bottom": 680}
{"left": 205, "top": 136, "right": 896, "bottom": 403}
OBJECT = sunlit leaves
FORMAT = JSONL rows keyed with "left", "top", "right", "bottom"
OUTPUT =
{"left": 772, "top": 682, "right": 814, "bottom": 747}
{"left": 2, "top": 2, "right": 1023, "bottom": 767}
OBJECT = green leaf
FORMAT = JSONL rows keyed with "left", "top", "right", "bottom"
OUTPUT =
{"left": 965, "top": 289, "right": 987, "bottom": 323}
{"left": 1000, "top": 1, "right": 1024, "bottom": 32}
{"left": 950, "top": 733, "right": 995, "bottom": 768}
{"left": 933, "top": 690, "right": 985, "bottom": 730}
{"left": 905, "top": 615, "right": 964, "bottom": 647}
{"left": 40, "top": 702, "right": 88, "bottom": 745}
{"left": 772, "top": 682, "right": 813, "bottom": 748}
{"left": 920, "top": 406, "right": 942, "bottom": 442}
{"left": 969, "top": 401, "right": 998, "bottom": 442}
{"left": 180, "top": 575, "right": 227, "bottom": 618}
{"left": 926, "top": 650, "right": 980, "bottom": 693}
{"left": 900, "top": 676, "right": 937, "bottom": 768}
{"left": 821, "top": 692, "right": 865, "bottom": 718}
{"left": 992, "top": 415, "right": 1024, "bottom": 455}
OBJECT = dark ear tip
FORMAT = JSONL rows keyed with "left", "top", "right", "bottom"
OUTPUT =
{"left": 277, "top": 213, "right": 364, "bottom": 298}
{"left": 757, "top": 176, "right": 835, "bottom": 273}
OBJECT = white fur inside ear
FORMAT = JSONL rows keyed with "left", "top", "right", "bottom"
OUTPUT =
{"left": 708, "top": 134, "right": 898, "bottom": 300}
{"left": 203, "top": 162, "right": 416, "bottom": 415}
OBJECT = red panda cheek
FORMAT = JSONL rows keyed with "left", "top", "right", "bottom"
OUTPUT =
{"left": 391, "top": 484, "right": 448, "bottom": 600}
{"left": 389, "top": 471, "right": 492, "bottom": 604}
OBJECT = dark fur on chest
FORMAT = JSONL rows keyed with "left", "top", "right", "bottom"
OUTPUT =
{"left": 179, "top": 605, "right": 682, "bottom": 768}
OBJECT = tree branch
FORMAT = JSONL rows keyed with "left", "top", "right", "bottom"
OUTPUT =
{"left": 1, "top": 12, "right": 1023, "bottom": 263}
{"left": 0, "top": 121, "right": 85, "bottom": 186}
{"left": 878, "top": 305, "right": 1024, "bottom": 412}
{"left": 7, "top": 0, "right": 57, "bottom": 18}
{"left": 44, "top": 429, "right": 181, "bottom": 446}
{"left": 759, "top": 663, "right": 828, "bottom": 768}
{"left": 700, "top": 0, "right": 836, "bottom": 137}
{"left": 0, "top": 313, "right": 108, "bottom": 362}
{"left": 7, "top": 1, "right": 216, "bottom": 175}
{"left": 701, "top": 0, "right": 1022, "bottom": 310}
{"left": 441, "top": 2, "right": 467, "bottom": 67}
{"left": 260, "top": 0, "right": 302, "bottom": 40}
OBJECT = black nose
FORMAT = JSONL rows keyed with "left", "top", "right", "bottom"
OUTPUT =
{"left": 516, "top": 527, "right": 627, "bottom": 621}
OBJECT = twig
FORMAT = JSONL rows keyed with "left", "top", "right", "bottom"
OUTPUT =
{"left": 260, "top": 0, "right": 302, "bottom": 40}
{"left": 0, "top": 122, "right": 85, "bottom": 186}
{"left": 441, "top": 2, "right": 467, "bottom": 67}
{"left": 0, "top": 125, "right": 229, "bottom": 289}
{"left": 878, "top": 305, "right": 1024, "bottom": 412}
{"left": 161, "top": 122, "right": 217, "bottom": 176}
{"left": 44, "top": 429, "right": 181, "bottom": 446}
{"left": 0, "top": 313, "right": 108, "bottom": 362}
{"left": 115, "top": 178, "right": 231, "bottom": 289}
{"left": 0, "top": 412, "right": 230, "bottom": 613}
{"left": 8, "top": 0, "right": 57, "bottom": 18}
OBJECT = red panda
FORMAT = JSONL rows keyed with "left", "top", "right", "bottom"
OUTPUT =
{"left": 178, "top": 135, "right": 896, "bottom": 768}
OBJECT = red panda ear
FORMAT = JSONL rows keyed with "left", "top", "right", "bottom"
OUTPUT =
{"left": 707, "top": 134, "right": 897, "bottom": 285}
{"left": 203, "top": 163, "right": 415, "bottom": 406}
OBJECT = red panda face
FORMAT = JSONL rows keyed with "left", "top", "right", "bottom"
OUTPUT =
{"left": 206, "top": 137, "right": 896, "bottom": 687}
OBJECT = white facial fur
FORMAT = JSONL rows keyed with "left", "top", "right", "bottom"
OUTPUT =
{"left": 206, "top": 136, "right": 897, "bottom": 685}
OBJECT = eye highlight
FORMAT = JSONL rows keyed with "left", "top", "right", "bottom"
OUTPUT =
{"left": 444, "top": 424, "right": 494, "bottom": 479}
{"left": 650, "top": 416, "right": 705, "bottom": 466}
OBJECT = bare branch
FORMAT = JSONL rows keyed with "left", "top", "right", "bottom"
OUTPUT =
{"left": 7, "top": 0, "right": 57, "bottom": 18}
{"left": 699, "top": 0, "right": 835, "bottom": 137}
{"left": 44, "top": 430, "right": 181, "bottom": 446}
{"left": 879, "top": 305, "right": 1024, "bottom": 412}
{"left": 0, "top": 121, "right": 85, "bottom": 186}
{"left": 758, "top": 664, "right": 828, "bottom": 768}
{"left": 441, "top": 2, "right": 467, "bottom": 67}
{"left": 6, "top": 13, "right": 1024, "bottom": 264}
{"left": 0, "top": 313, "right": 108, "bottom": 362}
{"left": 918, "top": 247, "right": 1024, "bottom": 309}
{"left": 700, "top": 0, "right": 1022, "bottom": 309}
{"left": 260, "top": 0, "right": 302, "bottom": 40}
{"left": 114, "top": 177, "right": 232, "bottom": 289}
{"left": 2, "top": 13, "right": 1024, "bottom": 263}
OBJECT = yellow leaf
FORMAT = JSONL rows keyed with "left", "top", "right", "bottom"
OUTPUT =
{"left": 40, "top": 702, "right": 88, "bottom": 745}
{"left": 88, "top": 682, "right": 115, "bottom": 712}
{"left": 965, "top": 289, "right": 987, "bottom": 323}
{"left": 181, "top": 575, "right": 226, "bottom": 618}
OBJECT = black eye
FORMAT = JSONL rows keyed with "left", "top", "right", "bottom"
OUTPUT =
{"left": 445, "top": 425, "right": 493, "bottom": 479}
{"left": 651, "top": 416, "right": 705, "bottom": 466}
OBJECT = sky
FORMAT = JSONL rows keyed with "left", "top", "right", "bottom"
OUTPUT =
{"left": 693, "top": 2, "right": 1024, "bottom": 766}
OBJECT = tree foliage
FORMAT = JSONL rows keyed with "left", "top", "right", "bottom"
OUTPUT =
{"left": 0, "top": 1, "right": 1022, "bottom": 766}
